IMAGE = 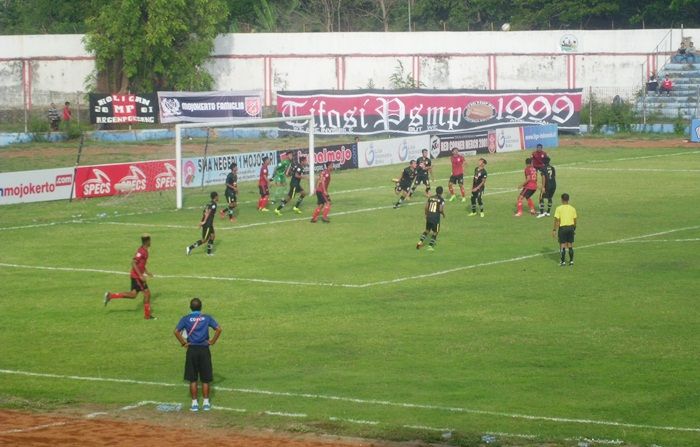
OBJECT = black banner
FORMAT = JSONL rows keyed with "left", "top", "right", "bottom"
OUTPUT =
{"left": 430, "top": 131, "right": 494, "bottom": 158}
{"left": 89, "top": 93, "right": 158, "bottom": 124}
{"left": 157, "top": 91, "right": 262, "bottom": 123}
{"left": 277, "top": 88, "right": 582, "bottom": 135}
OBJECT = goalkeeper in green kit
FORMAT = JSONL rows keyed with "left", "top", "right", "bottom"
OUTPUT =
{"left": 271, "top": 150, "right": 293, "bottom": 203}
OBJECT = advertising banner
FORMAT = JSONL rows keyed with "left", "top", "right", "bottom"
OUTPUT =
{"left": 357, "top": 135, "right": 430, "bottom": 169}
{"left": 158, "top": 91, "right": 263, "bottom": 123}
{"left": 277, "top": 88, "right": 582, "bottom": 135}
{"left": 429, "top": 131, "right": 492, "bottom": 158}
{"left": 181, "top": 150, "right": 277, "bottom": 189}
{"left": 492, "top": 127, "right": 524, "bottom": 153}
{"left": 691, "top": 119, "right": 700, "bottom": 143}
{"left": 74, "top": 160, "right": 176, "bottom": 199}
{"left": 286, "top": 143, "right": 359, "bottom": 172}
{"left": 0, "top": 168, "right": 74, "bottom": 205}
{"left": 89, "top": 93, "right": 159, "bottom": 124}
{"left": 523, "top": 124, "right": 559, "bottom": 148}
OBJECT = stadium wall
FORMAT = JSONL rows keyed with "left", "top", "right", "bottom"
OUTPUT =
{"left": 0, "top": 29, "right": 696, "bottom": 110}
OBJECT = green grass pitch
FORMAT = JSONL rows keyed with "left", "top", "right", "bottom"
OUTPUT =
{"left": 1, "top": 144, "right": 699, "bottom": 446}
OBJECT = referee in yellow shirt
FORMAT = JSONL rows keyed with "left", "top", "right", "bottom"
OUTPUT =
{"left": 552, "top": 193, "right": 577, "bottom": 266}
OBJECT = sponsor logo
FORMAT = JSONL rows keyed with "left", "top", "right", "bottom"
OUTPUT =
{"left": 155, "top": 163, "right": 177, "bottom": 190}
{"left": 560, "top": 34, "right": 578, "bottom": 52}
{"left": 82, "top": 169, "right": 112, "bottom": 196}
{"left": 430, "top": 136, "right": 441, "bottom": 158}
{"left": 464, "top": 101, "right": 496, "bottom": 123}
{"left": 245, "top": 97, "right": 261, "bottom": 116}
{"left": 55, "top": 174, "right": 73, "bottom": 186}
{"left": 183, "top": 160, "right": 196, "bottom": 186}
{"left": 488, "top": 132, "right": 497, "bottom": 153}
{"left": 497, "top": 130, "right": 506, "bottom": 149}
{"left": 364, "top": 144, "right": 376, "bottom": 166}
{"left": 315, "top": 146, "right": 353, "bottom": 164}
{"left": 115, "top": 166, "right": 147, "bottom": 192}
{"left": 397, "top": 141, "right": 409, "bottom": 161}
{"left": 160, "top": 98, "right": 182, "bottom": 117}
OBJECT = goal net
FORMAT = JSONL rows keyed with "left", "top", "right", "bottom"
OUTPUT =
{"left": 174, "top": 115, "right": 315, "bottom": 210}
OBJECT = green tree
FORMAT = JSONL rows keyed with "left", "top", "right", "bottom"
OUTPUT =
{"left": 84, "top": 0, "right": 228, "bottom": 93}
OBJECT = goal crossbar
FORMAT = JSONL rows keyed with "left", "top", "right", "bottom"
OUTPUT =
{"left": 175, "top": 115, "right": 315, "bottom": 209}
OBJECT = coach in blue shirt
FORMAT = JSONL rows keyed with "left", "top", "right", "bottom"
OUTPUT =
{"left": 174, "top": 297, "right": 222, "bottom": 412}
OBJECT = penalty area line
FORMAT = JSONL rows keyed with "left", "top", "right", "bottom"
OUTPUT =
{"left": 0, "top": 368, "right": 698, "bottom": 434}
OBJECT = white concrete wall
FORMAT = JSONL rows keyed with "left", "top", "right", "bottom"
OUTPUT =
{"left": 0, "top": 29, "right": 696, "bottom": 110}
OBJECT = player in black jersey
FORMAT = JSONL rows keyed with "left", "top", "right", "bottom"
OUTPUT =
{"left": 417, "top": 186, "right": 446, "bottom": 251}
{"left": 393, "top": 160, "right": 417, "bottom": 209}
{"left": 537, "top": 156, "right": 557, "bottom": 218}
{"left": 275, "top": 156, "right": 307, "bottom": 216}
{"left": 468, "top": 158, "right": 488, "bottom": 217}
{"left": 222, "top": 163, "right": 238, "bottom": 222}
{"left": 410, "top": 149, "right": 433, "bottom": 198}
{"left": 186, "top": 191, "right": 219, "bottom": 256}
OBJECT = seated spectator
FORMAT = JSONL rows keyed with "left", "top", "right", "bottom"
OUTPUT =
{"left": 688, "top": 41, "right": 697, "bottom": 63}
{"left": 674, "top": 42, "right": 691, "bottom": 63}
{"left": 659, "top": 74, "right": 673, "bottom": 96}
{"left": 646, "top": 72, "right": 659, "bottom": 94}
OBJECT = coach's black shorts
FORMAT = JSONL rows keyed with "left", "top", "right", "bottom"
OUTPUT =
{"left": 259, "top": 185, "right": 269, "bottom": 197}
{"left": 288, "top": 183, "right": 304, "bottom": 198}
{"left": 316, "top": 191, "right": 329, "bottom": 205}
{"left": 558, "top": 225, "right": 575, "bottom": 244}
{"left": 542, "top": 183, "right": 556, "bottom": 199}
{"left": 521, "top": 188, "right": 537, "bottom": 199}
{"left": 130, "top": 277, "right": 148, "bottom": 292}
{"left": 201, "top": 225, "right": 215, "bottom": 241}
{"left": 184, "top": 345, "right": 213, "bottom": 383}
{"left": 225, "top": 191, "right": 237, "bottom": 204}
{"left": 425, "top": 220, "right": 440, "bottom": 233}
{"left": 449, "top": 174, "right": 464, "bottom": 185}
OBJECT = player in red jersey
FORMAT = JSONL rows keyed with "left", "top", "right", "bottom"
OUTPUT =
{"left": 515, "top": 158, "right": 538, "bottom": 217}
{"left": 257, "top": 156, "right": 271, "bottom": 212}
{"left": 447, "top": 147, "right": 467, "bottom": 202}
{"left": 311, "top": 161, "right": 333, "bottom": 223}
{"left": 104, "top": 234, "right": 155, "bottom": 320}
{"left": 531, "top": 143, "right": 548, "bottom": 174}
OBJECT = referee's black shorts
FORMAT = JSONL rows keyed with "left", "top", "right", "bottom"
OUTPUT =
{"left": 184, "top": 345, "right": 214, "bottom": 383}
{"left": 558, "top": 225, "right": 575, "bottom": 244}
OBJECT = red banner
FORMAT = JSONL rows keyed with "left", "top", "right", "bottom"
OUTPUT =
{"left": 276, "top": 89, "right": 582, "bottom": 135}
{"left": 74, "top": 160, "right": 176, "bottom": 199}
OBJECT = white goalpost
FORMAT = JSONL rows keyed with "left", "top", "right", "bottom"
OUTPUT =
{"left": 174, "top": 115, "right": 315, "bottom": 210}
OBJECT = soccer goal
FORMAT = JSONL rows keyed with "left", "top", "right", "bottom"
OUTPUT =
{"left": 175, "top": 115, "right": 315, "bottom": 209}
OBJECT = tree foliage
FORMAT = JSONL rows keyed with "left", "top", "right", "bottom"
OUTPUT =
{"left": 83, "top": 0, "right": 228, "bottom": 92}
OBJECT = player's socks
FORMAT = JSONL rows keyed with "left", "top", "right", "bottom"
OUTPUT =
{"left": 110, "top": 293, "right": 126, "bottom": 299}
{"left": 277, "top": 199, "right": 287, "bottom": 211}
{"left": 527, "top": 198, "right": 535, "bottom": 213}
{"left": 322, "top": 205, "right": 330, "bottom": 219}
{"left": 568, "top": 248, "right": 574, "bottom": 262}
{"left": 516, "top": 201, "right": 523, "bottom": 215}
{"left": 144, "top": 302, "right": 151, "bottom": 319}
{"left": 448, "top": 184, "right": 455, "bottom": 196}
{"left": 539, "top": 200, "right": 545, "bottom": 214}
{"left": 294, "top": 197, "right": 304, "bottom": 208}
{"left": 206, "top": 242, "right": 213, "bottom": 254}
{"left": 429, "top": 236, "right": 436, "bottom": 247}
{"left": 560, "top": 248, "right": 566, "bottom": 263}
{"left": 547, "top": 199, "right": 553, "bottom": 214}
{"left": 312, "top": 207, "right": 321, "bottom": 220}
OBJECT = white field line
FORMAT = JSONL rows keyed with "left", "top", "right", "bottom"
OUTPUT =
{"left": 2, "top": 149, "right": 697, "bottom": 234}
{"left": 329, "top": 416, "right": 379, "bottom": 425}
{"left": 1, "top": 225, "right": 698, "bottom": 289}
{"left": 403, "top": 424, "right": 453, "bottom": 432}
{"left": 618, "top": 238, "right": 700, "bottom": 243}
{"left": 264, "top": 411, "right": 307, "bottom": 418}
{"left": 564, "top": 167, "right": 700, "bottom": 173}
{"left": 0, "top": 421, "right": 71, "bottom": 434}
{"left": 353, "top": 225, "right": 700, "bottom": 288}
{"left": 1, "top": 368, "right": 699, "bottom": 434}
